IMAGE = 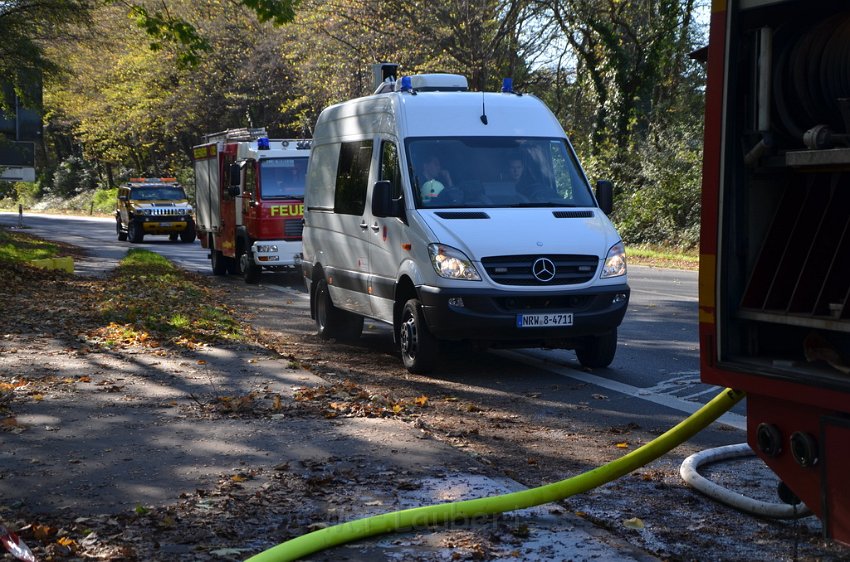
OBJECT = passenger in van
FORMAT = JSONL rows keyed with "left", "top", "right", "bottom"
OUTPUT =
{"left": 420, "top": 154, "right": 453, "bottom": 204}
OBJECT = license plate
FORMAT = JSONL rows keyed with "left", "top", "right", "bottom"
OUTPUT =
{"left": 516, "top": 313, "right": 574, "bottom": 328}
{"left": 157, "top": 222, "right": 174, "bottom": 227}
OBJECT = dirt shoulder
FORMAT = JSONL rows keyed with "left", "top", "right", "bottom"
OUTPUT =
{"left": 0, "top": 235, "right": 846, "bottom": 561}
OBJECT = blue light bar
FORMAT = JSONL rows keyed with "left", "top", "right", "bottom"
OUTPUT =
{"left": 400, "top": 76, "right": 412, "bottom": 92}
{"left": 501, "top": 78, "right": 513, "bottom": 93}
{"left": 257, "top": 137, "right": 270, "bottom": 150}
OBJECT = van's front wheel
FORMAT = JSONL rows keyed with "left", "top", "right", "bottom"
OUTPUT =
{"left": 400, "top": 298, "right": 437, "bottom": 374}
{"left": 575, "top": 329, "right": 617, "bottom": 369}
{"left": 315, "top": 278, "right": 363, "bottom": 340}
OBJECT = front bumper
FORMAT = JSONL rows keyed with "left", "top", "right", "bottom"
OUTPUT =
{"left": 418, "top": 282, "right": 630, "bottom": 345}
{"left": 250, "top": 240, "right": 302, "bottom": 268}
{"left": 134, "top": 216, "right": 192, "bottom": 234}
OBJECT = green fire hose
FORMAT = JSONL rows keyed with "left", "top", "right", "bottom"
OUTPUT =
{"left": 246, "top": 387, "right": 745, "bottom": 562}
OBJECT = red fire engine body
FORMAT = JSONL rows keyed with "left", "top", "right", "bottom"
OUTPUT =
{"left": 193, "top": 128, "right": 310, "bottom": 283}
{"left": 700, "top": 0, "right": 850, "bottom": 544}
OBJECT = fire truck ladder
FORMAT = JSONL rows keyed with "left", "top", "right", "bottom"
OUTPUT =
{"left": 202, "top": 128, "right": 268, "bottom": 144}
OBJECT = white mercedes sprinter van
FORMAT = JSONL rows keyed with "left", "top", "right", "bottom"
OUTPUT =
{"left": 302, "top": 71, "right": 629, "bottom": 373}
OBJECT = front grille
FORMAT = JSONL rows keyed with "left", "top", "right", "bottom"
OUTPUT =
{"left": 284, "top": 219, "right": 303, "bottom": 238}
{"left": 146, "top": 207, "right": 188, "bottom": 217}
{"left": 481, "top": 254, "right": 598, "bottom": 286}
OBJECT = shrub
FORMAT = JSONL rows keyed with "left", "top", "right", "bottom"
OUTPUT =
{"left": 49, "top": 155, "right": 98, "bottom": 198}
{"left": 92, "top": 188, "right": 118, "bottom": 214}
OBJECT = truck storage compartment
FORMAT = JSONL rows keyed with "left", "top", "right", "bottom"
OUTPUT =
{"left": 716, "top": 2, "right": 850, "bottom": 389}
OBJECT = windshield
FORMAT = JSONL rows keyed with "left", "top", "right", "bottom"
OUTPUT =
{"left": 130, "top": 186, "right": 187, "bottom": 200}
{"left": 407, "top": 137, "right": 595, "bottom": 209}
{"left": 259, "top": 157, "right": 308, "bottom": 198}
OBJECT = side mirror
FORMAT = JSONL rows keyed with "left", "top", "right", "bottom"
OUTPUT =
{"left": 229, "top": 163, "right": 241, "bottom": 185}
{"left": 372, "top": 180, "right": 403, "bottom": 218}
{"left": 595, "top": 179, "right": 613, "bottom": 215}
{"left": 228, "top": 163, "right": 242, "bottom": 197}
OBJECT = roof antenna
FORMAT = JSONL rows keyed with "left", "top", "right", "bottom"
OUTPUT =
{"left": 480, "top": 91, "right": 488, "bottom": 125}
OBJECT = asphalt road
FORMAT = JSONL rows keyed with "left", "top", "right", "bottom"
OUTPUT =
{"left": 0, "top": 211, "right": 746, "bottom": 430}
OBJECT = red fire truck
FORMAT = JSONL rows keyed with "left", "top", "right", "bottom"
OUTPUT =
{"left": 193, "top": 128, "right": 310, "bottom": 283}
{"left": 700, "top": 0, "right": 850, "bottom": 544}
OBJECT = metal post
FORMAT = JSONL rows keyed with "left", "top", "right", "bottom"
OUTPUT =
{"left": 18, "top": 204, "right": 23, "bottom": 228}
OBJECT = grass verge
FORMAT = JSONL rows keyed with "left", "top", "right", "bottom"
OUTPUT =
{"left": 0, "top": 228, "right": 60, "bottom": 262}
{"left": 627, "top": 244, "right": 699, "bottom": 271}
{"left": 0, "top": 227, "right": 248, "bottom": 350}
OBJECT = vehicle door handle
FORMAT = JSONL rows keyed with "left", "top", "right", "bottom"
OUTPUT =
{"left": 359, "top": 221, "right": 368, "bottom": 230}
{"left": 370, "top": 222, "right": 380, "bottom": 232}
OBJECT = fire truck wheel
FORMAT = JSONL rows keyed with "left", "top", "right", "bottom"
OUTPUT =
{"left": 211, "top": 243, "right": 228, "bottom": 275}
{"left": 128, "top": 221, "right": 144, "bottom": 243}
{"left": 241, "top": 249, "right": 261, "bottom": 284}
{"left": 575, "top": 328, "right": 617, "bottom": 369}
{"left": 315, "top": 278, "right": 363, "bottom": 341}
{"left": 116, "top": 217, "right": 127, "bottom": 241}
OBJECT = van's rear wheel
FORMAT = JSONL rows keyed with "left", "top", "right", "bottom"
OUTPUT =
{"left": 575, "top": 329, "right": 617, "bottom": 369}
{"left": 400, "top": 298, "right": 437, "bottom": 374}
{"left": 315, "top": 278, "right": 363, "bottom": 340}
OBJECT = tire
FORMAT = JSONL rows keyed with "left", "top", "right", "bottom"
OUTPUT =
{"left": 116, "top": 217, "right": 127, "bottom": 241}
{"left": 128, "top": 221, "right": 144, "bottom": 243}
{"left": 240, "top": 247, "right": 262, "bottom": 284}
{"left": 181, "top": 220, "right": 196, "bottom": 243}
{"left": 314, "top": 278, "right": 363, "bottom": 340}
{"left": 575, "top": 328, "right": 618, "bottom": 369}
{"left": 399, "top": 298, "right": 438, "bottom": 374}
{"left": 210, "top": 238, "right": 228, "bottom": 276}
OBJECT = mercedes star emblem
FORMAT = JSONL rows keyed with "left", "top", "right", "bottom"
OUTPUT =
{"left": 532, "top": 257, "right": 556, "bottom": 282}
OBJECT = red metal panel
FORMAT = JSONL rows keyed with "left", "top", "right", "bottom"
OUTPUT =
{"left": 822, "top": 417, "right": 850, "bottom": 544}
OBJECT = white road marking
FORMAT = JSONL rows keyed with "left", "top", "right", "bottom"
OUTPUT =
{"left": 498, "top": 350, "right": 746, "bottom": 431}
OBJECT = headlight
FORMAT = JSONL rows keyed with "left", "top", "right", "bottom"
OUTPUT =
{"left": 256, "top": 244, "right": 279, "bottom": 253}
{"left": 428, "top": 244, "right": 481, "bottom": 280}
{"left": 601, "top": 241, "right": 627, "bottom": 278}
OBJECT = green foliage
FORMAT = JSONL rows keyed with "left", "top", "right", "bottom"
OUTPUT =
{"left": 0, "top": 181, "right": 41, "bottom": 209}
{"left": 128, "top": 5, "right": 211, "bottom": 67}
{"left": 15, "top": 181, "right": 41, "bottom": 206}
{"left": 240, "top": 0, "right": 299, "bottom": 24}
{"left": 27, "top": 0, "right": 708, "bottom": 251}
{"left": 613, "top": 122, "right": 704, "bottom": 250}
{"left": 0, "top": 181, "right": 13, "bottom": 200}
{"left": 0, "top": 0, "right": 92, "bottom": 104}
{"left": 49, "top": 155, "right": 98, "bottom": 197}
{"left": 92, "top": 187, "right": 118, "bottom": 214}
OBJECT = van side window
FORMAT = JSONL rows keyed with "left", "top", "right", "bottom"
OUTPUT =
{"left": 335, "top": 140, "right": 373, "bottom": 215}
{"left": 380, "top": 141, "right": 403, "bottom": 199}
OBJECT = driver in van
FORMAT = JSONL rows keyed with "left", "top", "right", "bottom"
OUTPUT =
{"left": 420, "top": 154, "right": 453, "bottom": 204}
{"left": 507, "top": 155, "right": 535, "bottom": 199}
